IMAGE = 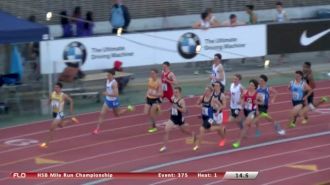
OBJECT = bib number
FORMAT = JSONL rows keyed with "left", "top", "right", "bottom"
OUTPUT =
{"left": 162, "top": 83, "right": 168, "bottom": 91}
{"left": 292, "top": 92, "right": 299, "bottom": 100}
{"left": 171, "top": 108, "right": 178, "bottom": 115}
{"left": 202, "top": 107, "right": 209, "bottom": 116}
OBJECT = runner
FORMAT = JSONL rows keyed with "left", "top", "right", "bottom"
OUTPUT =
{"left": 40, "top": 82, "right": 78, "bottom": 148}
{"left": 210, "top": 53, "right": 226, "bottom": 93}
{"left": 159, "top": 87, "right": 195, "bottom": 152}
{"left": 288, "top": 71, "right": 312, "bottom": 128}
{"left": 301, "top": 62, "right": 329, "bottom": 117}
{"left": 228, "top": 74, "right": 244, "bottom": 129}
{"left": 145, "top": 68, "right": 163, "bottom": 133}
{"left": 161, "top": 61, "right": 177, "bottom": 103}
{"left": 232, "top": 79, "right": 259, "bottom": 148}
{"left": 92, "top": 69, "right": 133, "bottom": 135}
{"left": 193, "top": 83, "right": 226, "bottom": 151}
{"left": 254, "top": 74, "right": 285, "bottom": 137}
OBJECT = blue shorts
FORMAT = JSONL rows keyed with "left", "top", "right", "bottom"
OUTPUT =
{"left": 105, "top": 98, "right": 120, "bottom": 109}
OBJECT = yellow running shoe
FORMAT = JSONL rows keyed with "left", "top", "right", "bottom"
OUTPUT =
{"left": 148, "top": 127, "right": 158, "bottom": 133}
{"left": 127, "top": 105, "right": 134, "bottom": 112}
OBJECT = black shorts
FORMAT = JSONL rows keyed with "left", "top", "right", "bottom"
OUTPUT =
{"left": 305, "top": 92, "right": 314, "bottom": 104}
{"left": 258, "top": 105, "right": 269, "bottom": 114}
{"left": 52, "top": 112, "right": 64, "bottom": 120}
{"left": 230, "top": 108, "right": 241, "bottom": 118}
{"left": 244, "top": 109, "right": 256, "bottom": 118}
{"left": 292, "top": 100, "right": 305, "bottom": 107}
{"left": 202, "top": 116, "right": 212, "bottom": 130}
{"left": 170, "top": 117, "right": 185, "bottom": 126}
{"left": 146, "top": 97, "right": 161, "bottom": 106}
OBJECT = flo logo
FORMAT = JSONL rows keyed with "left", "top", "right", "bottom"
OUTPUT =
{"left": 177, "top": 32, "right": 201, "bottom": 59}
{"left": 63, "top": 41, "right": 87, "bottom": 65}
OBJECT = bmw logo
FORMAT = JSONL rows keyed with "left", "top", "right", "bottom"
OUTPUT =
{"left": 63, "top": 41, "right": 87, "bottom": 65}
{"left": 177, "top": 32, "right": 201, "bottom": 59}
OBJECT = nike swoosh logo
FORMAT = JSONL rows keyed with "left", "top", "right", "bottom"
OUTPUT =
{"left": 300, "top": 28, "right": 330, "bottom": 46}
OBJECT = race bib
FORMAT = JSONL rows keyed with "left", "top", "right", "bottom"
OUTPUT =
{"left": 208, "top": 118, "right": 214, "bottom": 124}
{"left": 162, "top": 83, "right": 168, "bottom": 91}
{"left": 245, "top": 102, "right": 252, "bottom": 110}
{"left": 292, "top": 92, "right": 299, "bottom": 100}
{"left": 171, "top": 107, "right": 178, "bottom": 115}
{"left": 51, "top": 100, "right": 60, "bottom": 111}
{"left": 202, "top": 107, "right": 209, "bottom": 116}
{"left": 260, "top": 94, "right": 265, "bottom": 104}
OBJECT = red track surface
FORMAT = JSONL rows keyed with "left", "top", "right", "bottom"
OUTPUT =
{"left": 0, "top": 81, "right": 329, "bottom": 185}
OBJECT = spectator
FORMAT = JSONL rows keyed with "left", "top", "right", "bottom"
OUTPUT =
{"left": 245, "top": 5, "right": 257, "bottom": 24}
{"left": 82, "top": 11, "right": 94, "bottom": 36}
{"left": 193, "top": 12, "right": 218, "bottom": 29}
{"left": 275, "top": 2, "right": 289, "bottom": 64}
{"left": 222, "top": 14, "right": 245, "bottom": 26}
{"left": 72, "top": 6, "right": 84, "bottom": 37}
{"left": 275, "top": 1, "right": 288, "bottom": 22}
{"left": 110, "top": 0, "right": 131, "bottom": 34}
{"left": 205, "top": 8, "right": 220, "bottom": 26}
{"left": 60, "top": 11, "right": 73, "bottom": 38}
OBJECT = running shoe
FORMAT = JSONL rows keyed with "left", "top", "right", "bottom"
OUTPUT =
{"left": 218, "top": 139, "right": 226, "bottom": 147}
{"left": 301, "top": 119, "right": 308, "bottom": 125}
{"left": 148, "top": 127, "right": 158, "bottom": 133}
{"left": 277, "top": 129, "right": 286, "bottom": 135}
{"left": 274, "top": 122, "right": 285, "bottom": 135}
{"left": 127, "top": 105, "right": 134, "bottom": 112}
{"left": 232, "top": 141, "right": 240, "bottom": 148}
{"left": 321, "top": 96, "right": 329, "bottom": 103}
{"left": 193, "top": 145, "right": 199, "bottom": 151}
{"left": 92, "top": 128, "right": 100, "bottom": 135}
{"left": 40, "top": 142, "right": 48, "bottom": 149}
{"left": 288, "top": 122, "right": 296, "bottom": 128}
{"left": 159, "top": 146, "right": 167, "bottom": 152}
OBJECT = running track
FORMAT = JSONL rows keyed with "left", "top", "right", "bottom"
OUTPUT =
{"left": 0, "top": 81, "right": 329, "bottom": 185}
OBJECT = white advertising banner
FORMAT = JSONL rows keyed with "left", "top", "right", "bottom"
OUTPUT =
{"left": 40, "top": 25, "right": 266, "bottom": 74}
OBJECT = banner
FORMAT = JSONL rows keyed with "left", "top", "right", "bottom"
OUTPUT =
{"left": 40, "top": 25, "right": 266, "bottom": 74}
{"left": 11, "top": 171, "right": 259, "bottom": 180}
{"left": 267, "top": 19, "right": 330, "bottom": 54}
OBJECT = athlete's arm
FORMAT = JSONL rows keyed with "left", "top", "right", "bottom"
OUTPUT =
{"left": 220, "top": 93, "right": 227, "bottom": 110}
{"left": 303, "top": 83, "right": 313, "bottom": 101}
{"left": 165, "top": 72, "right": 177, "bottom": 85}
{"left": 308, "top": 74, "right": 315, "bottom": 89}
{"left": 63, "top": 93, "right": 74, "bottom": 114}
{"left": 156, "top": 80, "right": 164, "bottom": 97}
{"left": 196, "top": 96, "right": 203, "bottom": 106}
{"left": 256, "top": 93, "right": 263, "bottom": 105}
{"left": 178, "top": 99, "right": 187, "bottom": 113}
{"left": 239, "top": 86, "right": 245, "bottom": 105}
{"left": 269, "top": 87, "right": 278, "bottom": 104}
{"left": 215, "top": 65, "right": 225, "bottom": 82}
